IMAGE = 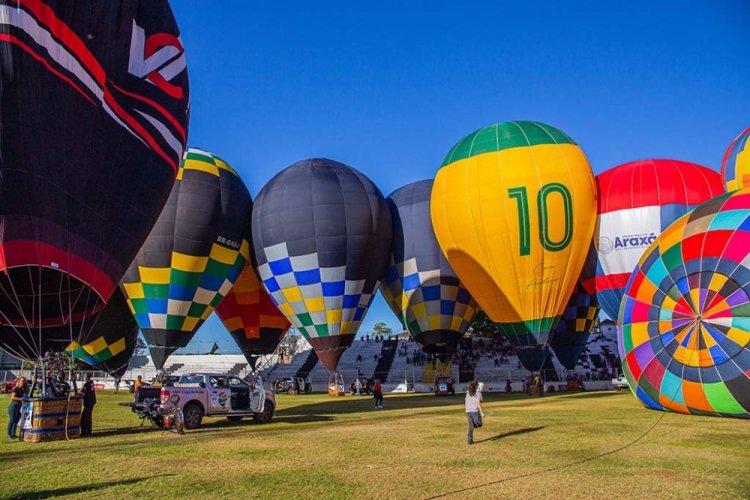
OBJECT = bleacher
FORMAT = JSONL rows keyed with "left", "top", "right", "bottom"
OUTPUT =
{"left": 305, "top": 340, "right": 383, "bottom": 388}
{"left": 118, "top": 329, "right": 623, "bottom": 391}
{"left": 122, "top": 354, "right": 251, "bottom": 381}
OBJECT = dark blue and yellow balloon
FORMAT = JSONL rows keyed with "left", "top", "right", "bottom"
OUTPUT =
{"left": 380, "top": 180, "right": 478, "bottom": 357}
{"left": 252, "top": 159, "right": 392, "bottom": 372}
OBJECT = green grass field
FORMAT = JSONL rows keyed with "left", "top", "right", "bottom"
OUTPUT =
{"left": 1, "top": 390, "right": 748, "bottom": 499}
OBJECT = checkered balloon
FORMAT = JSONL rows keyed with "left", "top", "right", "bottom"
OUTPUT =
{"left": 380, "top": 180, "right": 477, "bottom": 357}
{"left": 252, "top": 159, "right": 391, "bottom": 371}
{"left": 619, "top": 190, "right": 750, "bottom": 418}
{"left": 121, "top": 148, "right": 252, "bottom": 369}
{"left": 551, "top": 283, "right": 599, "bottom": 370}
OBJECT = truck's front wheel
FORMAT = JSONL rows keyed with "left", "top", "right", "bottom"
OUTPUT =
{"left": 253, "top": 401, "right": 274, "bottom": 424}
{"left": 183, "top": 403, "right": 204, "bottom": 429}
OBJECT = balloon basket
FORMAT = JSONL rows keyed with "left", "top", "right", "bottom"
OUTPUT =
{"left": 328, "top": 373, "right": 346, "bottom": 397}
{"left": 21, "top": 398, "right": 81, "bottom": 442}
{"left": 564, "top": 380, "right": 581, "bottom": 392}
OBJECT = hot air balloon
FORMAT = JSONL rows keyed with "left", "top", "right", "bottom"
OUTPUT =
{"left": 121, "top": 148, "right": 252, "bottom": 370}
{"left": 550, "top": 284, "right": 599, "bottom": 370}
{"left": 68, "top": 289, "right": 139, "bottom": 377}
{"left": 0, "top": 288, "right": 138, "bottom": 370}
{"left": 215, "top": 264, "right": 291, "bottom": 370}
{"left": 380, "top": 180, "right": 478, "bottom": 358}
{"left": 619, "top": 190, "right": 750, "bottom": 419}
{"left": 252, "top": 159, "right": 391, "bottom": 372}
{"left": 584, "top": 160, "right": 724, "bottom": 321}
{"left": 431, "top": 121, "right": 597, "bottom": 371}
{"left": 0, "top": 1, "right": 189, "bottom": 360}
{"left": 721, "top": 126, "right": 750, "bottom": 192}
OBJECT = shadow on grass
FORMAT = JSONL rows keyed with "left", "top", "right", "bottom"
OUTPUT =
{"left": 474, "top": 426, "right": 545, "bottom": 444}
{"left": 276, "top": 393, "right": 467, "bottom": 416}
{"left": 8, "top": 473, "right": 175, "bottom": 499}
{"left": 547, "top": 391, "right": 624, "bottom": 400}
{"left": 193, "top": 413, "right": 336, "bottom": 431}
{"left": 88, "top": 425, "right": 162, "bottom": 438}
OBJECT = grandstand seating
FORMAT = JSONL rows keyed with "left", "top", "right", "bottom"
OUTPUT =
{"left": 372, "top": 339, "right": 398, "bottom": 382}
{"left": 118, "top": 329, "right": 622, "bottom": 391}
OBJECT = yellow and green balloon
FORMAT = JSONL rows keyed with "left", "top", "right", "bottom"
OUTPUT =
{"left": 431, "top": 121, "right": 597, "bottom": 370}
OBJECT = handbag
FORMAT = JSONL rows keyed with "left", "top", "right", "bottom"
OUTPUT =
{"left": 470, "top": 412, "right": 483, "bottom": 428}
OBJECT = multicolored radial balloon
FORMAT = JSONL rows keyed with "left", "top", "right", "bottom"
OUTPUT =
{"left": 619, "top": 190, "right": 750, "bottom": 419}
{"left": 551, "top": 283, "right": 599, "bottom": 370}
{"left": 721, "top": 126, "right": 750, "bottom": 192}
{"left": 215, "top": 264, "right": 291, "bottom": 369}
{"left": 0, "top": 1, "right": 189, "bottom": 354}
{"left": 121, "top": 148, "right": 252, "bottom": 369}
{"left": 380, "top": 180, "right": 478, "bottom": 357}
{"left": 431, "top": 121, "right": 597, "bottom": 371}
{"left": 585, "top": 160, "right": 724, "bottom": 321}
{"left": 252, "top": 159, "right": 392, "bottom": 372}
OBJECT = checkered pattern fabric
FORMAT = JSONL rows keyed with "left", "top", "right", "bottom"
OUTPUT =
{"left": 123, "top": 240, "right": 249, "bottom": 332}
{"left": 381, "top": 256, "right": 477, "bottom": 336}
{"left": 215, "top": 264, "right": 290, "bottom": 356}
{"left": 556, "top": 286, "right": 599, "bottom": 335}
{"left": 66, "top": 336, "right": 126, "bottom": 366}
{"left": 121, "top": 146, "right": 253, "bottom": 352}
{"left": 256, "top": 242, "right": 376, "bottom": 339}
{"left": 178, "top": 148, "right": 238, "bottom": 179}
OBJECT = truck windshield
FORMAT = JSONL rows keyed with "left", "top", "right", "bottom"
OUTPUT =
{"left": 179, "top": 375, "right": 203, "bottom": 385}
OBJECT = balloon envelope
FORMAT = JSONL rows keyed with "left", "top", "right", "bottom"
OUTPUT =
{"left": 722, "top": 126, "right": 750, "bottom": 192}
{"left": 619, "top": 190, "right": 750, "bottom": 418}
{"left": 585, "top": 160, "right": 724, "bottom": 321}
{"left": 252, "top": 159, "right": 391, "bottom": 371}
{"left": 215, "top": 264, "right": 291, "bottom": 368}
{"left": 551, "top": 284, "right": 599, "bottom": 370}
{"left": 0, "top": 1, "right": 189, "bottom": 340}
{"left": 69, "top": 289, "right": 139, "bottom": 375}
{"left": 380, "top": 180, "right": 478, "bottom": 357}
{"left": 0, "top": 288, "right": 137, "bottom": 368}
{"left": 431, "top": 121, "right": 597, "bottom": 370}
{"left": 122, "top": 148, "right": 252, "bottom": 369}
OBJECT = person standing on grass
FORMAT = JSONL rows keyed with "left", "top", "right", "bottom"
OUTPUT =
{"left": 465, "top": 380, "right": 484, "bottom": 445}
{"left": 79, "top": 374, "right": 97, "bottom": 437}
{"left": 7, "top": 377, "right": 28, "bottom": 439}
{"left": 373, "top": 379, "right": 383, "bottom": 409}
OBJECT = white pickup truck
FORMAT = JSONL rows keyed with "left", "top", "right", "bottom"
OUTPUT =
{"left": 612, "top": 375, "right": 629, "bottom": 391}
{"left": 135, "top": 373, "right": 276, "bottom": 429}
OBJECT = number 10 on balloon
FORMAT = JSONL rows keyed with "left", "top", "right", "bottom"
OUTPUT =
{"left": 507, "top": 183, "right": 573, "bottom": 256}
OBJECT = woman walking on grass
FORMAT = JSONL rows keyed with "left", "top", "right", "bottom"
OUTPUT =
{"left": 465, "top": 380, "right": 484, "bottom": 445}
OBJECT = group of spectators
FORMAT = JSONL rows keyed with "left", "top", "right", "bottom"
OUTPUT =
{"left": 6, "top": 372, "right": 97, "bottom": 440}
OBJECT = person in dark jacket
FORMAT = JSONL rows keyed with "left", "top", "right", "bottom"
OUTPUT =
{"left": 373, "top": 379, "right": 383, "bottom": 409}
{"left": 79, "top": 374, "right": 97, "bottom": 436}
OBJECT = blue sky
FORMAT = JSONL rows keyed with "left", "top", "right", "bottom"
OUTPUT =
{"left": 168, "top": 1, "right": 750, "bottom": 353}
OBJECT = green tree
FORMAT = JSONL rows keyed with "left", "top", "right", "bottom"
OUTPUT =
{"left": 373, "top": 322, "right": 392, "bottom": 336}
{"left": 467, "top": 310, "right": 505, "bottom": 338}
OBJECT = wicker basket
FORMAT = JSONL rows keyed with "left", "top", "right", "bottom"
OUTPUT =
{"left": 21, "top": 397, "right": 82, "bottom": 442}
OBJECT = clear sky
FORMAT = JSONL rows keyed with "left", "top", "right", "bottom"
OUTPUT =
{"left": 168, "top": 0, "right": 750, "bottom": 353}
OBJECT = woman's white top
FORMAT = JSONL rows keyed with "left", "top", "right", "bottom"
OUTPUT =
{"left": 465, "top": 391, "right": 482, "bottom": 413}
